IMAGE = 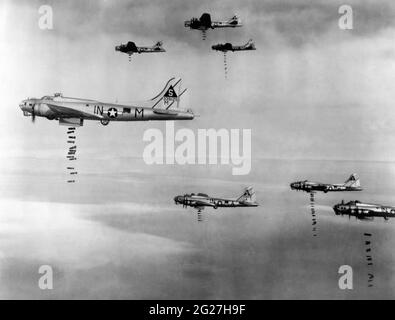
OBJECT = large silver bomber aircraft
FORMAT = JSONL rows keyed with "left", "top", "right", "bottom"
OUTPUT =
{"left": 333, "top": 200, "right": 395, "bottom": 221}
{"left": 174, "top": 186, "right": 258, "bottom": 213}
{"left": 19, "top": 77, "right": 194, "bottom": 127}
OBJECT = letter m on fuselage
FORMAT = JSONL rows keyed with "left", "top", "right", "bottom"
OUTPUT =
{"left": 135, "top": 107, "right": 144, "bottom": 118}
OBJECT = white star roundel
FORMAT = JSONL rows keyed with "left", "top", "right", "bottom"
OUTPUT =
{"left": 108, "top": 107, "right": 118, "bottom": 118}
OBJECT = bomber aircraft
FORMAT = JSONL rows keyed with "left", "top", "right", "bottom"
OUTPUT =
{"left": 211, "top": 39, "right": 256, "bottom": 52}
{"left": 333, "top": 200, "right": 395, "bottom": 221}
{"left": 19, "top": 77, "right": 194, "bottom": 127}
{"left": 184, "top": 13, "right": 242, "bottom": 39}
{"left": 115, "top": 41, "right": 165, "bottom": 60}
{"left": 174, "top": 187, "right": 258, "bottom": 220}
{"left": 290, "top": 174, "right": 362, "bottom": 193}
{"left": 212, "top": 39, "right": 256, "bottom": 77}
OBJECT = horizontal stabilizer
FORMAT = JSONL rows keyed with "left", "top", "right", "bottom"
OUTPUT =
{"left": 152, "top": 109, "right": 179, "bottom": 115}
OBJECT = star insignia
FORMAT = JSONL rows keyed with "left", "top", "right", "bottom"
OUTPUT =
{"left": 108, "top": 108, "right": 118, "bottom": 118}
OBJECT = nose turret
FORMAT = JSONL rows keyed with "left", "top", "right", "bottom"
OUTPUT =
{"left": 174, "top": 195, "right": 182, "bottom": 204}
{"left": 19, "top": 99, "right": 35, "bottom": 114}
{"left": 333, "top": 201, "right": 346, "bottom": 215}
{"left": 290, "top": 182, "right": 299, "bottom": 190}
{"left": 19, "top": 100, "right": 25, "bottom": 110}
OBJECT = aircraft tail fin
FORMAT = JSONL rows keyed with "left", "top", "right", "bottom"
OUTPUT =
{"left": 154, "top": 41, "right": 164, "bottom": 49}
{"left": 245, "top": 39, "right": 256, "bottom": 50}
{"left": 228, "top": 14, "right": 241, "bottom": 25}
{"left": 344, "top": 173, "right": 360, "bottom": 188}
{"left": 236, "top": 186, "right": 257, "bottom": 204}
{"left": 150, "top": 77, "right": 189, "bottom": 110}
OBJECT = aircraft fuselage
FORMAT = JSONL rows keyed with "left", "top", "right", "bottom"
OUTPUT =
{"left": 290, "top": 181, "right": 362, "bottom": 193}
{"left": 174, "top": 194, "right": 258, "bottom": 209}
{"left": 333, "top": 201, "right": 395, "bottom": 220}
{"left": 19, "top": 98, "right": 194, "bottom": 125}
{"left": 118, "top": 47, "right": 165, "bottom": 55}
{"left": 211, "top": 44, "right": 255, "bottom": 52}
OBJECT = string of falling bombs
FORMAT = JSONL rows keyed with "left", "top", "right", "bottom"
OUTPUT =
{"left": 66, "top": 127, "right": 78, "bottom": 183}
{"left": 364, "top": 233, "right": 374, "bottom": 288}
{"left": 223, "top": 52, "right": 228, "bottom": 79}
{"left": 197, "top": 209, "right": 203, "bottom": 222}
{"left": 309, "top": 192, "right": 318, "bottom": 237}
{"left": 202, "top": 30, "right": 207, "bottom": 40}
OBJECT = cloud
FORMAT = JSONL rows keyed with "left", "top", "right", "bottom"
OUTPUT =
{"left": 0, "top": 198, "right": 194, "bottom": 298}
{"left": 4, "top": 0, "right": 395, "bottom": 162}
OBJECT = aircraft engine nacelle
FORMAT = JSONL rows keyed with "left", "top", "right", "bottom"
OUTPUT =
{"left": 35, "top": 103, "right": 56, "bottom": 118}
{"left": 59, "top": 118, "right": 84, "bottom": 127}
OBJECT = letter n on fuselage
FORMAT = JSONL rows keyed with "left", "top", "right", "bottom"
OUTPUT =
{"left": 94, "top": 105, "right": 103, "bottom": 115}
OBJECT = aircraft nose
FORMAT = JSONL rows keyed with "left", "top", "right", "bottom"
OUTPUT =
{"left": 174, "top": 196, "right": 181, "bottom": 204}
{"left": 19, "top": 100, "right": 28, "bottom": 112}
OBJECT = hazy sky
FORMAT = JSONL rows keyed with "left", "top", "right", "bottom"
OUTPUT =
{"left": 2, "top": 0, "right": 395, "bottom": 161}
{"left": 2, "top": 0, "right": 395, "bottom": 300}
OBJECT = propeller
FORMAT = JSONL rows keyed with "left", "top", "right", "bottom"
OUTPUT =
{"left": 31, "top": 103, "right": 36, "bottom": 123}
{"left": 182, "top": 194, "right": 189, "bottom": 208}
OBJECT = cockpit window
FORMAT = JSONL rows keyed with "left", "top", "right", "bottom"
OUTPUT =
{"left": 41, "top": 96, "right": 54, "bottom": 100}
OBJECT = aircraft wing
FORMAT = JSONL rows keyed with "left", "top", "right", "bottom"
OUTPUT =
{"left": 194, "top": 200, "right": 215, "bottom": 207}
{"left": 47, "top": 103, "right": 103, "bottom": 119}
{"left": 314, "top": 183, "right": 330, "bottom": 190}
{"left": 137, "top": 47, "right": 165, "bottom": 53}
